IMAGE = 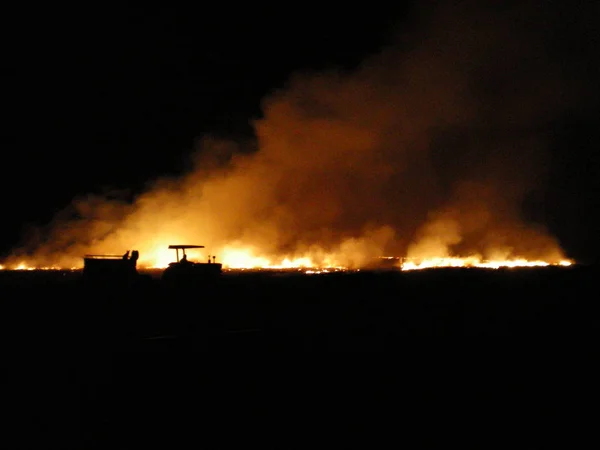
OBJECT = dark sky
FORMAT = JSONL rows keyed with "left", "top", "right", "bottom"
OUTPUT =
{"left": 2, "top": 5, "right": 409, "bottom": 252}
{"left": 2, "top": 2, "right": 599, "bottom": 263}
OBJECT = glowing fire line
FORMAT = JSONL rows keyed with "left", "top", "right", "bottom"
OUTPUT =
{"left": 399, "top": 257, "right": 572, "bottom": 271}
{"left": 0, "top": 250, "right": 573, "bottom": 273}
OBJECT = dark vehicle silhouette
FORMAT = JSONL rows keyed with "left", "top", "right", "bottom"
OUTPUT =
{"left": 161, "top": 245, "right": 222, "bottom": 286}
{"left": 83, "top": 250, "right": 139, "bottom": 282}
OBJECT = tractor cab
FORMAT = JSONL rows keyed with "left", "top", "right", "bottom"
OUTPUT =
{"left": 161, "top": 244, "right": 222, "bottom": 285}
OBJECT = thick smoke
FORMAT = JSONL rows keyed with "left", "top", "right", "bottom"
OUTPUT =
{"left": 7, "top": 1, "right": 597, "bottom": 268}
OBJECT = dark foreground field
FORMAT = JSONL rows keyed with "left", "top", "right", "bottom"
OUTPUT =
{"left": 2, "top": 266, "right": 598, "bottom": 447}
{"left": 1, "top": 264, "right": 598, "bottom": 349}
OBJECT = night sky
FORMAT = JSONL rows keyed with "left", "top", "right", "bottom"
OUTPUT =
{"left": 2, "top": 2, "right": 599, "bottom": 263}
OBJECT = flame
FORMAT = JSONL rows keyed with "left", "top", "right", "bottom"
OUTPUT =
{"left": 0, "top": 261, "right": 78, "bottom": 271}
{"left": 141, "top": 245, "right": 181, "bottom": 269}
{"left": 220, "top": 247, "right": 316, "bottom": 270}
{"left": 15, "top": 262, "right": 34, "bottom": 271}
{"left": 400, "top": 257, "right": 572, "bottom": 271}
{"left": 0, "top": 249, "right": 573, "bottom": 273}
{"left": 0, "top": 232, "right": 574, "bottom": 272}
{"left": 139, "top": 245, "right": 346, "bottom": 271}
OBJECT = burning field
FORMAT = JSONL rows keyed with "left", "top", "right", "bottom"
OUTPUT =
{"left": 1, "top": 2, "right": 592, "bottom": 273}
{"left": 0, "top": 254, "right": 573, "bottom": 274}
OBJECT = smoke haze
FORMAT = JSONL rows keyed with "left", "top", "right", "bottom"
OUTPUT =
{"left": 7, "top": 0, "right": 598, "bottom": 268}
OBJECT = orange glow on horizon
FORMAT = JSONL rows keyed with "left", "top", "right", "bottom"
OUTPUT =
{"left": 400, "top": 257, "right": 573, "bottom": 271}
{"left": 0, "top": 248, "right": 574, "bottom": 272}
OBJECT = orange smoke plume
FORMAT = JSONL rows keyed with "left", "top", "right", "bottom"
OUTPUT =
{"left": 5, "top": 1, "right": 594, "bottom": 270}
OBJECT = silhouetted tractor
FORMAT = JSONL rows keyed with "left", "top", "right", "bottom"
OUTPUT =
{"left": 161, "top": 245, "right": 222, "bottom": 287}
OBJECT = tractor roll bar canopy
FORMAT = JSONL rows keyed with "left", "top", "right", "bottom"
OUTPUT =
{"left": 168, "top": 245, "right": 205, "bottom": 262}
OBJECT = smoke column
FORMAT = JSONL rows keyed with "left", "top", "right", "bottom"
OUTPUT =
{"left": 6, "top": 1, "right": 597, "bottom": 268}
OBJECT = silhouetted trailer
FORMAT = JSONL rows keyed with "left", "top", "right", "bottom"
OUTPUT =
{"left": 83, "top": 250, "right": 138, "bottom": 282}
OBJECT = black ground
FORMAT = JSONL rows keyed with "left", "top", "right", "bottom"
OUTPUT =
{"left": 2, "top": 265, "right": 598, "bottom": 348}
{"left": 2, "top": 266, "right": 597, "bottom": 447}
